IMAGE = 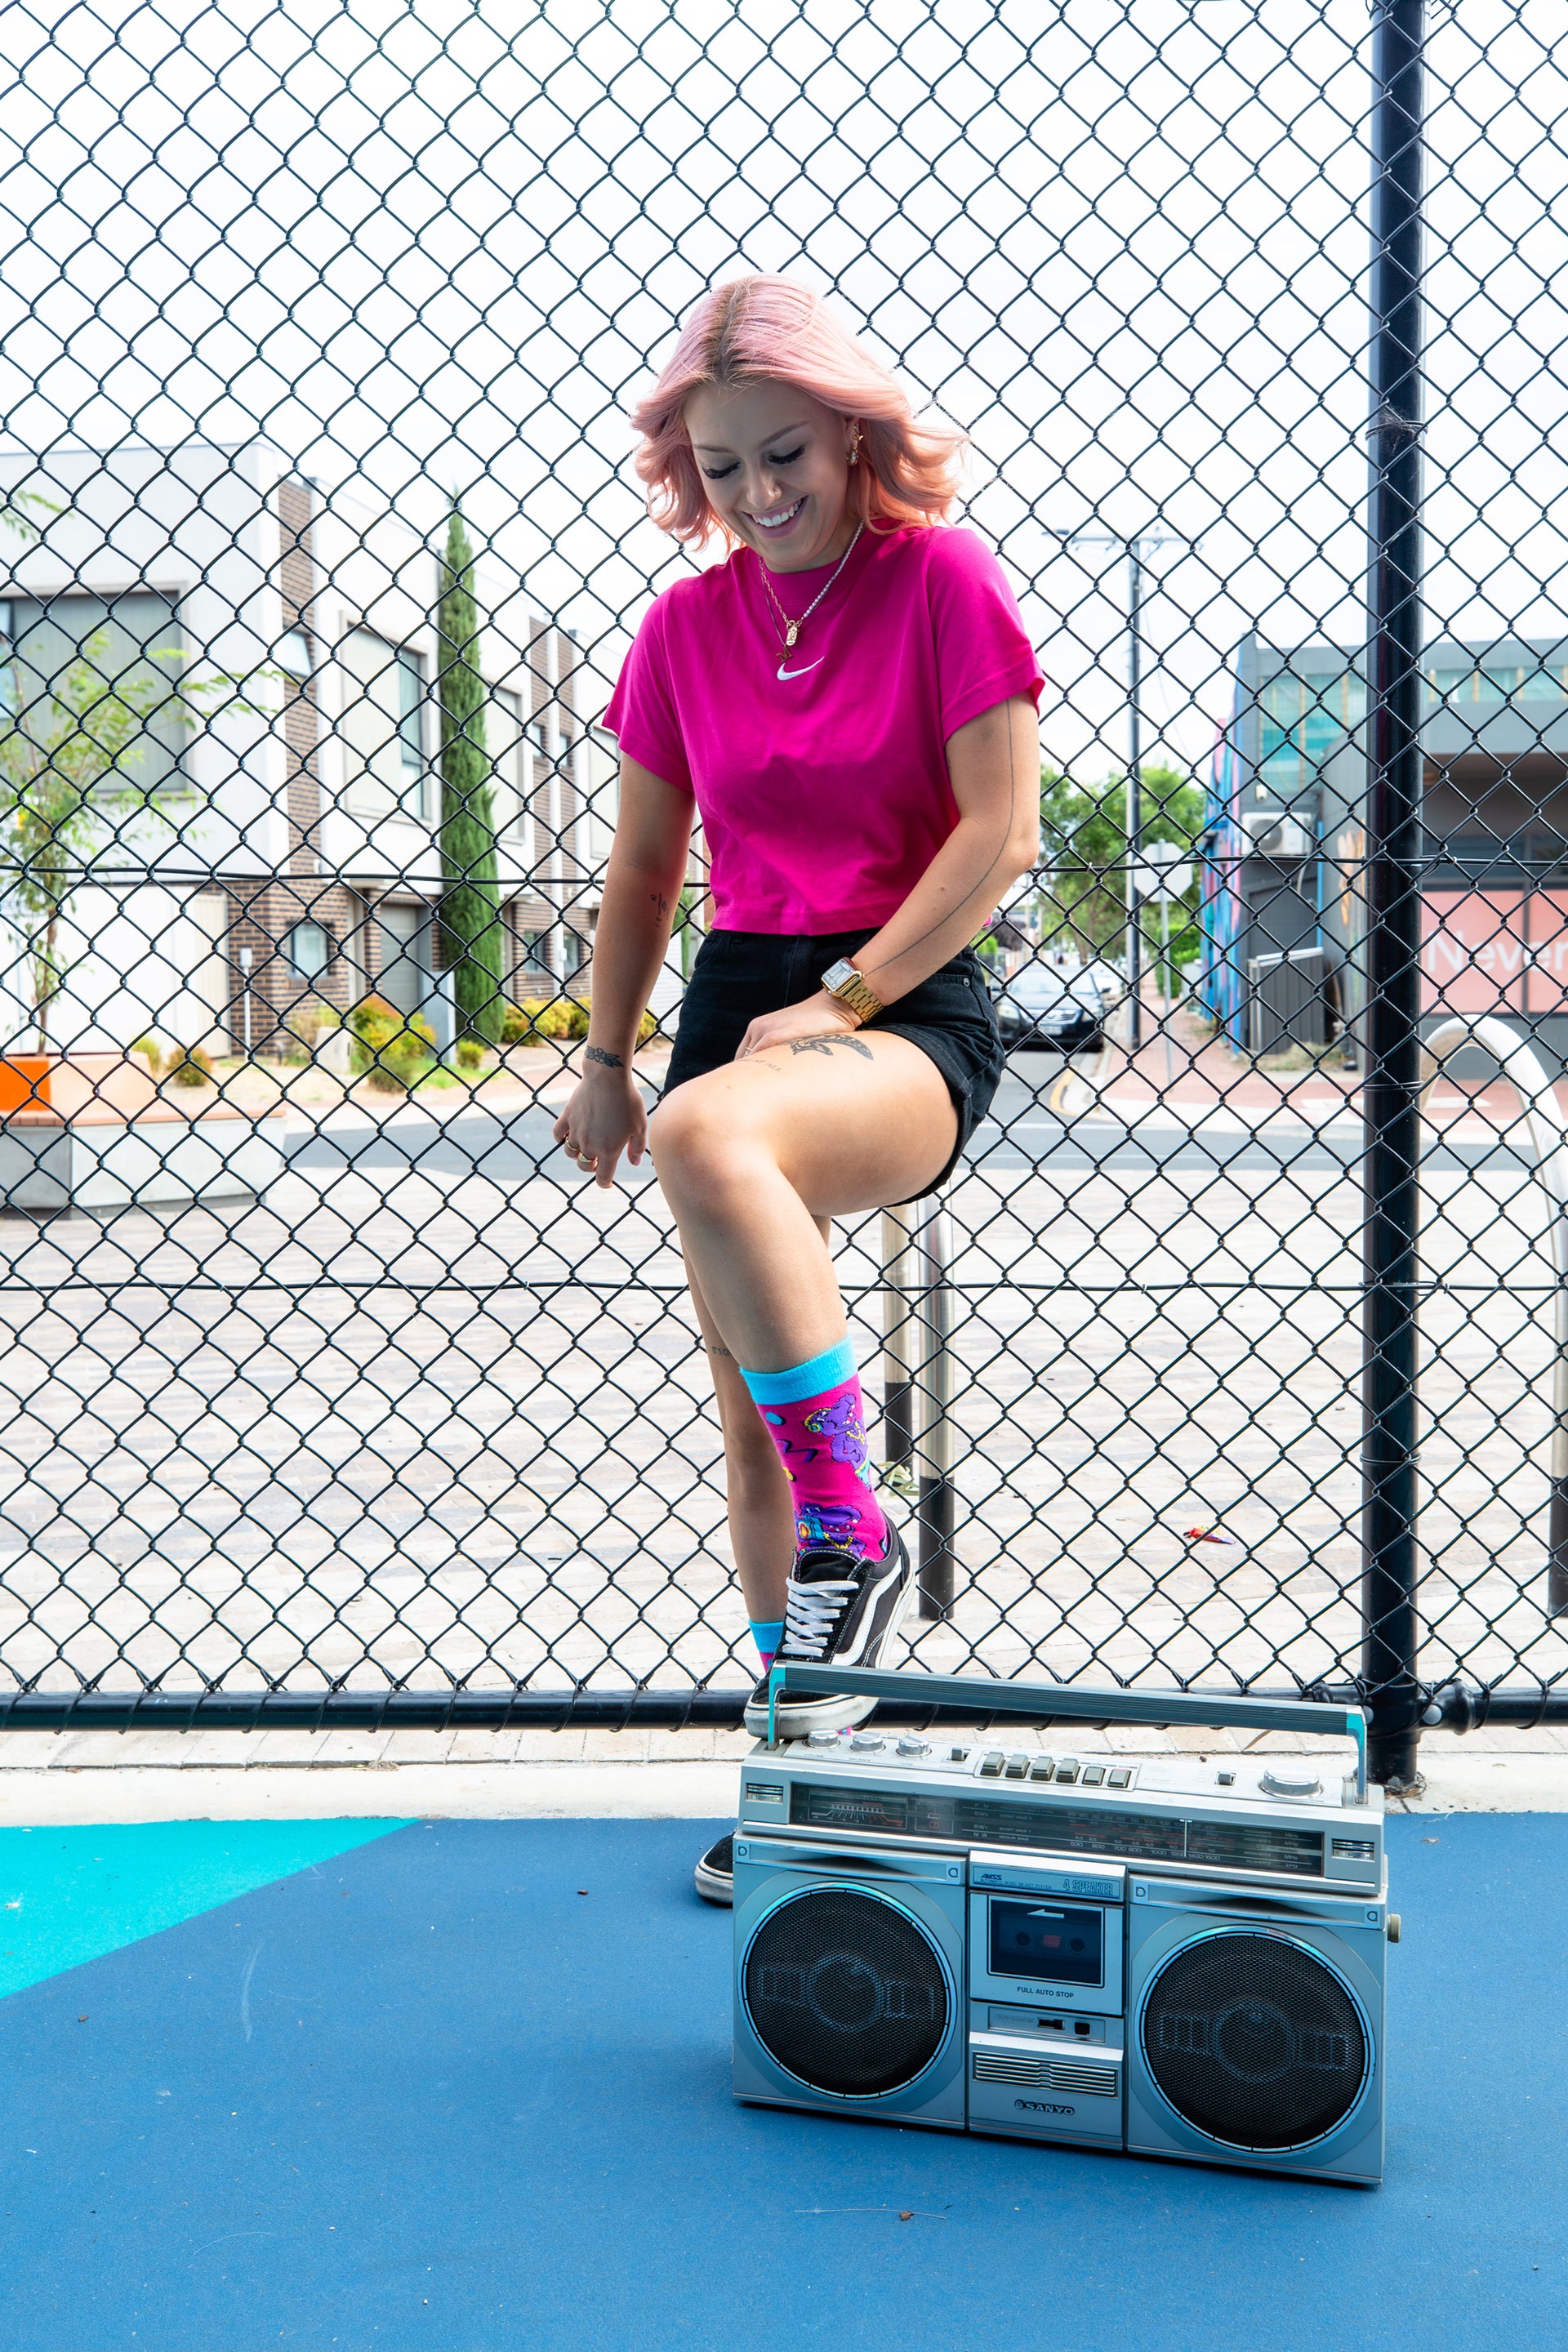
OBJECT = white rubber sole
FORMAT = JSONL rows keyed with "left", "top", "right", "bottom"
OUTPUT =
{"left": 742, "top": 1529, "right": 915, "bottom": 1740}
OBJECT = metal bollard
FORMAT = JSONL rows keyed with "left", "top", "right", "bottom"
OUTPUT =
{"left": 1423, "top": 1016, "right": 1568, "bottom": 1618}
{"left": 881, "top": 1196, "right": 956, "bottom": 1620}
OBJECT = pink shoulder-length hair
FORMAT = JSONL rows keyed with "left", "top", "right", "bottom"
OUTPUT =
{"left": 629, "top": 275, "right": 964, "bottom": 546}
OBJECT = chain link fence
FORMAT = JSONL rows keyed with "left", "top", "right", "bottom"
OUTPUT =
{"left": 1, "top": 0, "right": 1566, "bottom": 1774}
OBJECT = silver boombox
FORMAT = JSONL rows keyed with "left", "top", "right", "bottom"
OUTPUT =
{"left": 733, "top": 1667, "right": 1393, "bottom": 2185}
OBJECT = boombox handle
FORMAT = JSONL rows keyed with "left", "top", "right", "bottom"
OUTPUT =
{"left": 766, "top": 1663, "right": 1370, "bottom": 1803}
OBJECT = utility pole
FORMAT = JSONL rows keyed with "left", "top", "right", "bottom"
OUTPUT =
{"left": 1054, "top": 531, "right": 1195, "bottom": 1050}
{"left": 1361, "top": 0, "right": 1428, "bottom": 1795}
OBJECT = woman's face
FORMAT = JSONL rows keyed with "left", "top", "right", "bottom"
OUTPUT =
{"left": 684, "top": 380, "right": 858, "bottom": 572}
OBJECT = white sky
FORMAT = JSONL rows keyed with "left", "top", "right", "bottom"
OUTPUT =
{"left": 2, "top": 0, "right": 1565, "bottom": 781}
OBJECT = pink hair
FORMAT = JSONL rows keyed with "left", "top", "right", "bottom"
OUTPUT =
{"left": 629, "top": 275, "right": 964, "bottom": 546}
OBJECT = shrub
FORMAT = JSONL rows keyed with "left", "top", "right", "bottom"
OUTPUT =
{"left": 131, "top": 1034, "right": 166, "bottom": 1077}
{"left": 499, "top": 996, "right": 657, "bottom": 1049}
{"left": 529, "top": 996, "right": 588, "bottom": 1041}
{"left": 364, "top": 1031, "right": 434, "bottom": 1094}
{"left": 456, "top": 1038, "right": 487, "bottom": 1073}
{"left": 349, "top": 997, "right": 436, "bottom": 1080}
{"left": 167, "top": 1044, "right": 215, "bottom": 1087}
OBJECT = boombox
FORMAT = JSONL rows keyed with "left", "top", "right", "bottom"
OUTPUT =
{"left": 733, "top": 1666, "right": 1394, "bottom": 2185}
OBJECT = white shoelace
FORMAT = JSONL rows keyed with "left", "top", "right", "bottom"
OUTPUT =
{"left": 781, "top": 1573, "right": 858, "bottom": 1660}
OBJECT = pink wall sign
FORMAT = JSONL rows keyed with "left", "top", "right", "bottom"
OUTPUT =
{"left": 1421, "top": 889, "right": 1568, "bottom": 1016}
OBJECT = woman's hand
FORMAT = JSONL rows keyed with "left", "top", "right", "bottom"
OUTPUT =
{"left": 734, "top": 990, "right": 860, "bottom": 1061}
{"left": 553, "top": 1057, "right": 648, "bottom": 1190}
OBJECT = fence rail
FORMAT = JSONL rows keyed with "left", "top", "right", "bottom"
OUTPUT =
{"left": 2, "top": 0, "right": 1566, "bottom": 1784}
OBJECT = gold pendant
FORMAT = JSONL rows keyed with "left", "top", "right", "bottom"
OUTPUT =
{"left": 785, "top": 622, "right": 798, "bottom": 648}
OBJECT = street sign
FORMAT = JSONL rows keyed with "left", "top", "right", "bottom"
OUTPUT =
{"left": 1130, "top": 842, "right": 1193, "bottom": 902}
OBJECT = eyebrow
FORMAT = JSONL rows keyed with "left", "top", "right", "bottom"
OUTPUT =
{"left": 690, "top": 421, "right": 813, "bottom": 452}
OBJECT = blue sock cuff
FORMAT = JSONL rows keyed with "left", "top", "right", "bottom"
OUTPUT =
{"left": 749, "top": 1618, "right": 785, "bottom": 1661}
{"left": 739, "top": 1338, "right": 856, "bottom": 1406}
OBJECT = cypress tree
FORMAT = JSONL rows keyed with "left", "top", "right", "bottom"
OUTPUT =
{"left": 436, "top": 502, "right": 505, "bottom": 1043}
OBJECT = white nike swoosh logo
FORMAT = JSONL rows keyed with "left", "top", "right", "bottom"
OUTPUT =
{"left": 777, "top": 658, "right": 824, "bottom": 679}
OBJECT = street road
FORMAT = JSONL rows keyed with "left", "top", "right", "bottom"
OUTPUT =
{"left": 282, "top": 1062, "right": 1526, "bottom": 1185}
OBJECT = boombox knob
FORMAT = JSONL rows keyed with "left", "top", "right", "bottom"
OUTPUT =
{"left": 1387, "top": 1913, "right": 1401, "bottom": 1944}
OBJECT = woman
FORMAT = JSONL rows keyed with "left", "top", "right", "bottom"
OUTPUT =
{"left": 554, "top": 275, "right": 1042, "bottom": 1903}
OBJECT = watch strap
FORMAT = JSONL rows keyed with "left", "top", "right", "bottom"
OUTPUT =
{"left": 822, "top": 960, "right": 884, "bottom": 1023}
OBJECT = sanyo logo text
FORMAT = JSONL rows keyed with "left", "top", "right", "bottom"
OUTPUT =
{"left": 1014, "top": 2098, "right": 1076, "bottom": 2116}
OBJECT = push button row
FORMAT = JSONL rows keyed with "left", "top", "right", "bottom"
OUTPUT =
{"left": 976, "top": 1753, "right": 1133, "bottom": 1788}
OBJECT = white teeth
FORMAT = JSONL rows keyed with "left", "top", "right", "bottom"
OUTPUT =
{"left": 755, "top": 501, "right": 802, "bottom": 529}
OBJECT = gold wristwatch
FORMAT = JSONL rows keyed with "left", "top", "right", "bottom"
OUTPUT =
{"left": 820, "top": 957, "right": 884, "bottom": 1026}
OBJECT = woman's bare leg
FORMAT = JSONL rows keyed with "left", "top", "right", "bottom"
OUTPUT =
{"left": 650, "top": 1030, "right": 956, "bottom": 1375}
{"left": 684, "top": 1246, "right": 826, "bottom": 1630}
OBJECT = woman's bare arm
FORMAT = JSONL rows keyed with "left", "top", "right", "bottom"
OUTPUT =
{"left": 737, "top": 694, "right": 1040, "bottom": 1055}
{"left": 552, "top": 756, "right": 693, "bottom": 1183}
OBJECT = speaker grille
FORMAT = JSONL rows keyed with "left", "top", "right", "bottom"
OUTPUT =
{"left": 743, "top": 1888, "right": 949, "bottom": 2097}
{"left": 973, "top": 2051, "right": 1045, "bottom": 2084}
{"left": 973, "top": 2052, "right": 1119, "bottom": 2096}
{"left": 1142, "top": 1932, "right": 1369, "bottom": 2150}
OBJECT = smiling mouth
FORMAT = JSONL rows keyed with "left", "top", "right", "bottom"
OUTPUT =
{"left": 751, "top": 499, "right": 804, "bottom": 532}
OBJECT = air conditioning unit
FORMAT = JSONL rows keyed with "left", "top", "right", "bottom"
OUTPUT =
{"left": 733, "top": 1668, "right": 1392, "bottom": 2185}
{"left": 1242, "top": 812, "right": 1312, "bottom": 860}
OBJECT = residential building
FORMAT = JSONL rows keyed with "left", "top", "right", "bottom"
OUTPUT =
{"left": 0, "top": 439, "right": 612, "bottom": 1054}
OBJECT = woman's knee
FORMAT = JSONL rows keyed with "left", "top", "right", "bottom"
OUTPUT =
{"left": 649, "top": 1080, "right": 772, "bottom": 1207}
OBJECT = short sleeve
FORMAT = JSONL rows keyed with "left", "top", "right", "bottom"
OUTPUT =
{"left": 924, "top": 529, "right": 1045, "bottom": 742}
{"left": 601, "top": 596, "right": 695, "bottom": 794}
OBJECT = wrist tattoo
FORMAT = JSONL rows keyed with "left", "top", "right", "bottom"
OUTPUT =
{"left": 584, "top": 1045, "right": 624, "bottom": 1070}
{"left": 789, "top": 1032, "right": 873, "bottom": 1060}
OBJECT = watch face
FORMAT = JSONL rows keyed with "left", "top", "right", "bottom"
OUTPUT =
{"left": 822, "top": 960, "right": 855, "bottom": 992}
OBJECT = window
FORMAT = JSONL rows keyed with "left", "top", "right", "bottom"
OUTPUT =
{"left": 339, "top": 629, "right": 429, "bottom": 822}
{"left": 398, "top": 647, "right": 425, "bottom": 785}
{"left": 2, "top": 591, "right": 188, "bottom": 796}
{"left": 1477, "top": 665, "right": 1522, "bottom": 703}
{"left": 492, "top": 688, "right": 534, "bottom": 861}
{"left": 284, "top": 920, "right": 333, "bottom": 980}
{"left": 276, "top": 629, "right": 312, "bottom": 681}
{"left": 1260, "top": 677, "right": 1302, "bottom": 725}
{"left": 1428, "top": 666, "right": 1473, "bottom": 701}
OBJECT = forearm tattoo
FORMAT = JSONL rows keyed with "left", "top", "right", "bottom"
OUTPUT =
{"left": 584, "top": 1045, "right": 624, "bottom": 1070}
{"left": 789, "top": 1032, "right": 873, "bottom": 1060}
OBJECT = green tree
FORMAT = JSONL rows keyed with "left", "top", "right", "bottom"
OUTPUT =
{"left": 435, "top": 504, "right": 505, "bottom": 1045}
{"left": 0, "top": 630, "right": 239, "bottom": 1049}
{"left": 1037, "top": 763, "right": 1205, "bottom": 982}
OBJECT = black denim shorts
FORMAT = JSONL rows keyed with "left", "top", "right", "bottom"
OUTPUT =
{"left": 662, "top": 927, "right": 1004, "bottom": 1202}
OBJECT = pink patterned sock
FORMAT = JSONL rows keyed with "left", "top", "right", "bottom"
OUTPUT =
{"left": 740, "top": 1339, "right": 888, "bottom": 1561}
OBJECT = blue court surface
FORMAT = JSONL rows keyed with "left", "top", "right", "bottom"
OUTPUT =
{"left": 0, "top": 1810, "right": 1561, "bottom": 2352}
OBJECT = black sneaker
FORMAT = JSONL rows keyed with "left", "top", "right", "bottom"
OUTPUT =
{"left": 694, "top": 1833, "right": 733, "bottom": 1906}
{"left": 742, "top": 1517, "right": 915, "bottom": 1741}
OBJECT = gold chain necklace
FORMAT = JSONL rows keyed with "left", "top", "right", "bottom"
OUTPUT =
{"left": 757, "top": 522, "right": 864, "bottom": 653}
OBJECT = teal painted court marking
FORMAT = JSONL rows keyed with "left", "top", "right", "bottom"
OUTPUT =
{"left": 0, "top": 1820, "right": 408, "bottom": 1999}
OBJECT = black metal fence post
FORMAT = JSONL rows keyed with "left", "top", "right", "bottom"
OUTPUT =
{"left": 1361, "top": 0, "right": 1428, "bottom": 1793}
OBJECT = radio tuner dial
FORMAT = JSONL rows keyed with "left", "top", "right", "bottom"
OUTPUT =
{"left": 1260, "top": 1766, "right": 1321, "bottom": 1799}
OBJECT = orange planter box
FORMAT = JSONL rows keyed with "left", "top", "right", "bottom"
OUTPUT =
{"left": 0, "top": 1052, "right": 180, "bottom": 1123}
{"left": 0, "top": 1056, "right": 56, "bottom": 1113}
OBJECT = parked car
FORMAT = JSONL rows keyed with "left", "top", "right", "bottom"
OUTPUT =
{"left": 991, "top": 959, "right": 1113, "bottom": 1054}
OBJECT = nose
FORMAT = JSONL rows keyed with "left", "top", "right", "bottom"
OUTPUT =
{"left": 742, "top": 459, "right": 786, "bottom": 514}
